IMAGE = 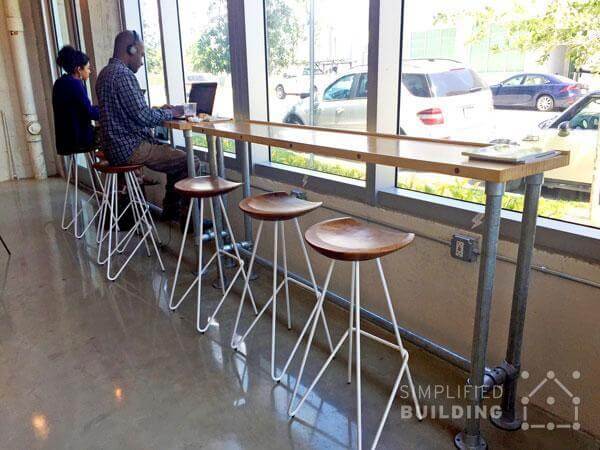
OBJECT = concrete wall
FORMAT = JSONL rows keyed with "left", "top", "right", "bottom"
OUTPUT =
{"left": 223, "top": 169, "right": 600, "bottom": 438}
{"left": 0, "top": 0, "right": 58, "bottom": 180}
{"left": 78, "top": 0, "right": 122, "bottom": 100}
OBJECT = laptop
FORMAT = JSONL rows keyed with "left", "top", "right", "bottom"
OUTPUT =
{"left": 188, "top": 82, "right": 218, "bottom": 115}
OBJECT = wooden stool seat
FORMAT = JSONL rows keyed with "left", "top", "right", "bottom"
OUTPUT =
{"left": 239, "top": 192, "right": 322, "bottom": 221}
{"left": 175, "top": 176, "right": 241, "bottom": 198}
{"left": 305, "top": 217, "right": 414, "bottom": 261}
{"left": 92, "top": 161, "right": 143, "bottom": 173}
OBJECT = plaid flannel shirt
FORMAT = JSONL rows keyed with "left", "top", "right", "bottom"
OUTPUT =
{"left": 96, "top": 58, "right": 172, "bottom": 165}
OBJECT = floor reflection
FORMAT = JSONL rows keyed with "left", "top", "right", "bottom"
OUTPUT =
{"left": 0, "top": 179, "right": 595, "bottom": 450}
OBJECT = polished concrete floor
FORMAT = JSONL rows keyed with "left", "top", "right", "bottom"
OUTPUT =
{"left": 0, "top": 179, "right": 597, "bottom": 450}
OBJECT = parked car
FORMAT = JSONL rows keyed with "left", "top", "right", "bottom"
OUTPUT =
{"left": 283, "top": 59, "right": 495, "bottom": 142}
{"left": 519, "top": 91, "right": 600, "bottom": 193}
{"left": 274, "top": 62, "right": 348, "bottom": 99}
{"left": 490, "top": 73, "right": 587, "bottom": 112}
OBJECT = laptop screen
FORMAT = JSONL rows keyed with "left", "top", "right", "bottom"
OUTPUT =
{"left": 188, "top": 82, "right": 218, "bottom": 115}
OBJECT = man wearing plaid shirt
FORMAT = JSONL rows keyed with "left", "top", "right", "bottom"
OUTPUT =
{"left": 96, "top": 30, "right": 199, "bottom": 220}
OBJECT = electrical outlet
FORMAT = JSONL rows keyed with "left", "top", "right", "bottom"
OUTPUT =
{"left": 455, "top": 240, "right": 465, "bottom": 258}
{"left": 451, "top": 234, "right": 478, "bottom": 262}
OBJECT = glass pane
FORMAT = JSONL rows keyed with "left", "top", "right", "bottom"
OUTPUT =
{"left": 399, "top": 0, "right": 599, "bottom": 229}
{"left": 266, "top": 0, "right": 368, "bottom": 180}
{"left": 178, "top": 0, "right": 234, "bottom": 152}
{"left": 140, "top": 0, "right": 167, "bottom": 107}
{"left": 51, "top": 0, "right": 71, "bottom": 50}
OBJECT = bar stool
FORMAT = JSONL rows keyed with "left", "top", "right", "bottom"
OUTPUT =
{"left": 61, "top": 151, "right": 104, "bottom": 239}
{"left": 94, "top": 161, "right": 164, "bottom": 281}
{"left": 169, "top": 176, "right": 258, "bottom": 333}
{"left": 230, "top": 192, "right": 334, "bottom": 381}
{"left": 288, "top": 217, "right": 422, "bottom": 450}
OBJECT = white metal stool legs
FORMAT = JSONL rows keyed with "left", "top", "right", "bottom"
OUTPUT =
{"left": 231, "top": 217, "right": 334, "bottom": 382}
{"left": 96, "top": 171, "right": 164, "bottom": 281}
{"left": 169, "top": 196, "right": 258, "bottom": 334}
{"left": 61, "top": 154, "right": 104, "bottom": 239}
{"left": 288, "top": 258, "right": 422, "bottom": 450}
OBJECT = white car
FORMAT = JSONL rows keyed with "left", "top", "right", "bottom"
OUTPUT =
{"left": 521, "top": 91, "right": 600, "bottom": 193}
{"left": 274, "top": 64, "right": 340, "bottom": 99}
{"left": 283, "top": 59, "right": 495, "bottom": 142}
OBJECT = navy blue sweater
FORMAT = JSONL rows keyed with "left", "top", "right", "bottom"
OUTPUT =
{"left": 52, "top": 74, "right": 100, "bottom": 155}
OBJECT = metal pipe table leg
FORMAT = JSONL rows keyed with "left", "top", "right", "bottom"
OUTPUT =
{"left": 492, "top": 173, "right": 543, "bottom": 431}
{"left": 207, "top": 135, "right": 226, "bottom": 288}
{"left": 239, "top": 140, "right": 252, "bottom": 242}
{"left": 184, "top": 129, "right": 201, "bottom": 245}
{"left": 455, "top": 181, "right": 504, "bottom": 450}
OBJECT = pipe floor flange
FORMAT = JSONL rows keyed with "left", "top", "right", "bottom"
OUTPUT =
{"left": 454, "top": 431, "right": 487, "bottom": 450}
{"left": 491, "top": 413, "right": 523, "bottom": 431}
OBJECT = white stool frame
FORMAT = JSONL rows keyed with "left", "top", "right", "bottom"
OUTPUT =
{"left": 230, "top": 217, "right": 334, "bottom": 382}
{"left": 96, "top": 170, "right": 164, "bottom": 281}
{"left": 169, "top": 195, "right": 258, "bottom": 333}
{"left": 61, "top": 153, "right": 104, "bottom": 239}
{"left": 288, "top": 258, "right": 422, "bottom": 450}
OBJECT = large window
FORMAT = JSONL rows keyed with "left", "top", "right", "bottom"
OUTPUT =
{"left": 265, "top": 0, "right": 369, "bottom": 180}
{"left": 398, "top": 0, "right": 600, "bottom": 228}
{"left": 139, "top": 0, "right": 167, "bottom": 107}
{"left": 120, "top": 0, "right": 600, "bottom": 233}
{"left": 178, "top": 0, "right": 235, "bottom": 152}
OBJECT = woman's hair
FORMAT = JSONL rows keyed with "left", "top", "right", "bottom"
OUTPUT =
{"left": 56, "top": 45, "right": 89, "bottom": 74}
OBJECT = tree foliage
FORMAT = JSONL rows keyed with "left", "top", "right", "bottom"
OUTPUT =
{"left": 435, "top": 0, "right": 600, "bottom": 72}
{"left": 265, "top": 0, "right": 303, "bottom": 74}
{"left": 188, "top": 0, "right": 302, "bottom": 74}
{"left": 142, "top": 18, "right": 163, "bottom": 75}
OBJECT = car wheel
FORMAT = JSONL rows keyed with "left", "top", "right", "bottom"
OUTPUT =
{"left": 536, "top": 95, "right": 554, "bottom": 111}
{"left": 275, "top": 84, "right": 286, "bottom": 100}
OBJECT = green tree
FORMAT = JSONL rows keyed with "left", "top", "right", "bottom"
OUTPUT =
{"left": 141, "top": 14, "right": 163, "bottom": 75}
{"left": 188, "top": 0, "right": 302, "bottom": 74}
{"left": 436, "top": 0, "right": 600, "bottom": 72}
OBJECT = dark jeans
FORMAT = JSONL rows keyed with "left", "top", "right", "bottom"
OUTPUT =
{"left": 128, "top": 141, "right": 201, "bottom": 214}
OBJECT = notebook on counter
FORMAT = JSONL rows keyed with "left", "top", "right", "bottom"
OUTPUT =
{"left": 462, "top": 144, "right": 561, "bottom": 164}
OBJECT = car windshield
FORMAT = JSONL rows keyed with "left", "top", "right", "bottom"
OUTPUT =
{"left": 428, "top": 68, "right": 486, "bottom": 97}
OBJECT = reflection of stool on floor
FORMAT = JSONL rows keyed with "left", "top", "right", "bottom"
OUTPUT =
{"left": 169, "top": 176, "right": 257, "bottom": 333}
{"left": 94, "top": 162, "right": 164, "bottom": 281}
{"left": 61, "top": 151, "right": 104, "bottom": 239}
{"left": 288, "top": 217, "right": 422, "bottom": 450}
{"left": 231, "top": 192, "right": 334, "bottom": 381}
